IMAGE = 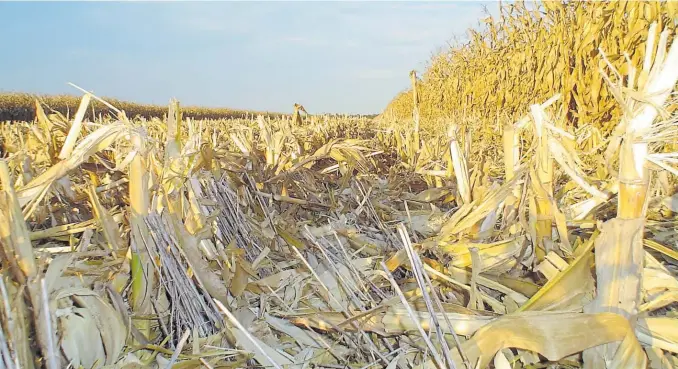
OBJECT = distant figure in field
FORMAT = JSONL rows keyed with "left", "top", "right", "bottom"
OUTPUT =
{"left": 292, "top": 103, "right": 307, "bottom": 125}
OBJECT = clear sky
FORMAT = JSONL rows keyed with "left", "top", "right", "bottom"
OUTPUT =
{"left": 0, "top": 1, "right": 495, "bottom": 114}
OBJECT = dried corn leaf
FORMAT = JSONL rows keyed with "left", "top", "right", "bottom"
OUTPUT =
{"left": 17, "top": 123, "right": 129, "bottom": 207}
{"left": 440, "top": 169, "right": 524, "bottom": 236}
{"left": 419, "top": 312, "right": 646, "bottom": 369}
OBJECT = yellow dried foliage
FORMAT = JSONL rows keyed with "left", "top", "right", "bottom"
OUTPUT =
{"left": 0, "top": 92, "right": 285, "bottom": 122}
{"left": 383, "top": 1, "right": 676, "bottom": 135}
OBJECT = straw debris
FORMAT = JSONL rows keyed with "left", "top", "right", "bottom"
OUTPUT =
{"left": 1, "top": 2, "right": 678, "bottom": 369}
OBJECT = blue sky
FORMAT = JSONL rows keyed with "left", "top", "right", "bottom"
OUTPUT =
{"left": 0, "top": 1, "right": 496, "bottom": 114}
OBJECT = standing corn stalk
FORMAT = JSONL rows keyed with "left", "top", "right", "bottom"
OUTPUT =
{"left": 292, "top": 103, "right": 307, "bottom": 126}
{"left": 165, "top": 98, "right": 182, "bottom": 163}
{"left": 584, "top": 25, "right": 678, "bottom": 368}
{"left": 129, "top": 130, "right": 155, "bottom": 342}
{"left": 508, "top": 95, "right": 561, "bottom": 250}
{"left": 529, "top": 104, "right": 554, "bottom": 261}
{"left": 163, "top": 99, "right": 185, "bottom": 213}
{"left": 449, "top": 124, "right": 471, "bottom": 205}
{"left": 58, "top": 93, "right": 91, "bottom": 160}
{"left": 502, "top": 121, "right": 520, "bottom": 228}
{"left": 410, "top": 70, "right": 420, "bottom": 154}
{"left": 0, "top": 162, "right": 58, "bottom": 369}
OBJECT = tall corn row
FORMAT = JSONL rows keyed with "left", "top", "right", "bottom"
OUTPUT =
{"left": 384, "top": 1, "right": 676, "bottom": 136}
{"left": 0, "top": 92, "right": 283, "bottom": 122}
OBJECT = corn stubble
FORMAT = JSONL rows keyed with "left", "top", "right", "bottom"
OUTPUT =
{"left": 1, "top": 2, "right": 678, "bottom": 369}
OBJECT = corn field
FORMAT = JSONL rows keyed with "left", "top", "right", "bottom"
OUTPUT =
{"left": 384, "top": 1, "right": 677, "bottom": 134}
{"left": 0, "top": 92, "right": 285, "bottom": 122}
{"left": 1, "top": 1, "right": 678, "bottom": 369}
